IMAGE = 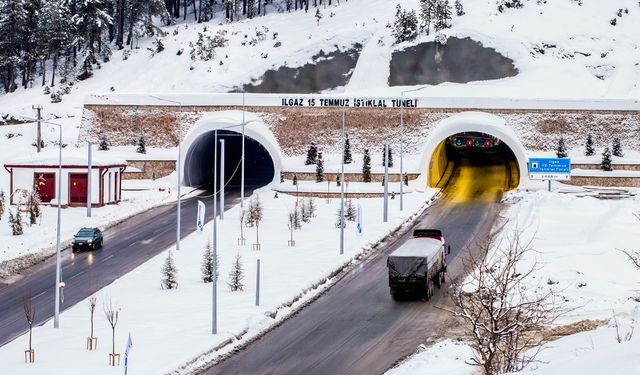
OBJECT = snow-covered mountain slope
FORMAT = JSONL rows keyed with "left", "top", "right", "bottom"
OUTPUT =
{"left": 1, "top": 0, "right": 639, "bottom": 121}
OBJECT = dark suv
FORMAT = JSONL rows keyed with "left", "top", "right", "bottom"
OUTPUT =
{"left": 72, "top": 228, "right": 103, "bottom": 251}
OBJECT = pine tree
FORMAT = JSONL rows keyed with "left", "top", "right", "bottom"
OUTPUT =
{"left": 392, "top": 5, "right": 418, "bottom": 44}
{"left": 315, "top": 153, "right": 324, "bottom": 182}
{"left": 305, "top": 142, "right": 318, "bottom": 165}
{"left": 99, "top": 136, "right": 109, "bottom": 150}
{"left": 419, "top": 0, "right": 436, "bottom": 35}
{"left": 161, "top": 252, "right": 178, "bottom": 289}
{"left": 38, "top": 0, "right": 74, "bottom": 88}
{"left": 454, "top": 0, "right": 464, "bottom": 16}
{"left": 343, "top": 136, "right": 352, "bottom": 164}
{"left": 227, "top": 252, "right": 245, "bottom": 291}
{"left": 0, "top": 189, "right": 5, "bottom": 220}
{"left": 301, "top": 197, "right": 316, "bottom": 223}
{"left": 362, "top": 149, "right": 372, "bottom": 182}
{"left": 73, "top": 0, "right": 113, "bottom": 79}
{"left": 345, "top": 199, "right": 357, "bottom": 221}
{"left": 382, "top": 145, "right": 394, "bottom": 167}
{"left": 0, "top": 0, "right": 27, "bottom": 92}
{"left": 612, "top": 137, "right": 623, "bottom": 157}
{"left": 201, "top": 242, "right": 219, "bottom": 283}
{"left": 585, "top": 134, "right": 595, "bottom": 156}
{"left": 314, "top": 8, "right": 322, "bottom": 25}
{"left": 556, "top": 137, "right": 568, "bottom": 158}
{"left": 292, "top": 175, "right": 298, "bottom": 185}
{"left": 136, "top": 135, "right": 146, "bottom": 154}
{"left": 28, "top": 189, "right": 41, "bottom": 225}
{"left": 601, "top": 147, "right": 613, "bottom": 171}
{"left": 9, "top": 210, "right": 24, "bottom": 235}
{"left": 293, "top": 203, "right": 301, "bottom": 229}
{"left": 335, "top": 207, "right": 346, "bottom": 228}
{"left": 434, "top": 0, "right": 453, "bottom": 31}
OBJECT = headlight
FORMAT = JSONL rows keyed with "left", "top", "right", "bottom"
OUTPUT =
{"left": 88, "top": 240, "right": 92, "bottom": 243}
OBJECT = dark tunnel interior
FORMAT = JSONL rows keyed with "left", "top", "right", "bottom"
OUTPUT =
{"left": 183, "top": 130, "right": 275, "bottom": 190}
{"left": 444, "top": 132, "right": 518, "bottom": 167}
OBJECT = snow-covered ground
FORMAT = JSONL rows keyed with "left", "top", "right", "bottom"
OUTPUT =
{"left": 387, "top": 187, "right": 640, "bottom": 375}
{"left": 1, "top": 0, "right": 639, "bottom": 122}
{"left": 0, "top": 186, "right": 436, "bottom": 374}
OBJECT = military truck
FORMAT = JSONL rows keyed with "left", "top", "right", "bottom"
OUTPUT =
{"left": 387, "top": 229, "right": 449, "bottom": 300}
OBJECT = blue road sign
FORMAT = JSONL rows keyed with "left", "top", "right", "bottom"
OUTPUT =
{"left": 528, "top": 158, "right": 571, "bottom": 180}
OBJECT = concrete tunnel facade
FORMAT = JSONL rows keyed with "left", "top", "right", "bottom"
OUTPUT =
{"left": 181, "top": 110, "right": 528, "bottom": 190}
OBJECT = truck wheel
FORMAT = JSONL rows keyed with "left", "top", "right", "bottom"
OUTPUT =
{"left": 425, "top": 280, "right": 434, "bottom": 301}
{"left": 390, "top": 288, "right": 399, "bottom": 301}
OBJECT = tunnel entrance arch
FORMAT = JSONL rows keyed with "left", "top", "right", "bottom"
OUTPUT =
{"left": 181, "top": 111, "right": 283, "bottom": 188}
{"left": 419, "top": 112, "right": 529, "bottom": 188}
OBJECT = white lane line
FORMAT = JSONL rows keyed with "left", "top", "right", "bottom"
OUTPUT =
{"left": 68, "top": 270, "right": 86, "bottom": 280}
{"left": 101, "top": 254, "right": 115, "bottom": 263}
{"left": 32, "top": 291, "right": 47, "bottom": 300}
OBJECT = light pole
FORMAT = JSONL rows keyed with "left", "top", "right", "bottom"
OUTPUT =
{"left": 400, "top": 87, "right": 427, "bottom": 211}
{"left": 383, "top": 142, "right": 389, "bottom": 223}
{"left": 212, "top": 130, "right": 218, "bottom": 335}
{"left": 23, "top": 116, "right": 64, "bottom": 328}
{"left": 150, "top": 96, "right": 183, "bottom": 251}
{"left": 340, "top": 106, "right": 346, "bottom": 255}
{"left": 241, "top": 92, "right": 246, "bottom": 208}
{"left": 87, "top": 141, "right": 92, "bottom": 217}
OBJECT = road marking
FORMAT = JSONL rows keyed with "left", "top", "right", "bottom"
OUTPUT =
{"left": 101, "top": 254, "right": 115, "bottom": 263}
{"left": 32, "top": 291, "right": 47, "bottom": 300}
{"left": 68, "top": 270, "right": 86, "bottom": 280}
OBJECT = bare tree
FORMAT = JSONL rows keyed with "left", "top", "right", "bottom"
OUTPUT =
{"left": 22, "top": 292, "right": 35, "bottom": 362}
{"left": 238, "top": 208, "right": 246, "bottom": 245}
{"left": 622, "top": 249, "right": 640, "bottom": 301}
{"left": 442, "top": 229, "right": 565, "bottom": 375}
{"left": 104, "top": 298, "right": 120, "bottom": 365}
{"left": 622, "top": 249, "right": 640, "bottom": 270}
{"left": 87, "top": 295, "right": 98, "bottom": 349}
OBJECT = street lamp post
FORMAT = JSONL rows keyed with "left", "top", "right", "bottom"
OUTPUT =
{"left": 150, "top": 96, "right": 183, "bottom": 251}
{"left": 340, "top": 106, "right": 346, "bottom": 255}
{"left": 241, "top": 92, "right": 246, "bottom": 208}
{"left": 87, "top": 141, "right": 92, "bottom": 217}
{"left": 53, "top": 122, "right": 62, "bottom": 328}
{"left": 22, "top": 116, "right": 64, "bottom": 327}
{"left": 212, "top": 130, "right": 218, "bottom": 335}
{"left": 400, "top": 87, "right": 427, "bottom": 211}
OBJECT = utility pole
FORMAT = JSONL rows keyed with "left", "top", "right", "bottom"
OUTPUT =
{"left": 383, "top": 142, "right": 389, "bottom": 223}
{"left": 220, "top": 139, "right": 225, "bottom": 220}
{"left": 87, "top": 141, "right": 92, "bottom": 217}
{"left": 340, "top": 106, "right": 346, "bottom": 255}
{"left": 212, "top": 130, "right": 218, "bottom": 335}
{"left": 33, "top": 105, "right": 42, "bottom": 153}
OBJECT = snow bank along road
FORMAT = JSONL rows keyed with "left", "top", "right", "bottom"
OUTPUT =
{"left": 205, "top": 157, "right": 513, "bottom": 375}
{"left": 0, "top": 188, "right": 246, "bottom": 348}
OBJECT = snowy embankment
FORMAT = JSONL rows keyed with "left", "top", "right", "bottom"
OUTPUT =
{"left": 387, "top": 189, "right": 640, "bottom": 375}
{"left": 0, "top": 186, "right": 436, "bottom": 375}
{"left": 1, "top": 0, "right": 639, "bottom": 125}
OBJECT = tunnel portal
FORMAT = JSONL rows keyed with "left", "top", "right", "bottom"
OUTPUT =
{"left": 428, "top": 131, "right": 520, "bottom": 201}
{"left": 183, "top": 130, "right": 275, "bottom": 190}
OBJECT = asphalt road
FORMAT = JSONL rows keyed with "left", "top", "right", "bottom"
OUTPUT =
{"left": 205, "top": 158, "right": 513, "bottom": 375}
{"left": 0, "top": 187, "right": 245, "bottom": 348}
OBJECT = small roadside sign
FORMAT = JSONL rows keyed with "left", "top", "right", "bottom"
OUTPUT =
{"left": 528, "top": 158, "right": 571, "bottom": 180}
{"left": 196, "top": 200, "right": 206, "bottom": 233}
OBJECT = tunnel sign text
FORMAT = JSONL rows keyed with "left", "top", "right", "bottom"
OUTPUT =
{"left": 281, "top": 97, "right": 419, "bottom": 108}
{"left": 528, "top": 158, "right": 571, "bottom": 180}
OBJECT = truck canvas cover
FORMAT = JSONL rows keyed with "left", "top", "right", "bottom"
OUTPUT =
{"left": 387, "top": 238, "right": 443, "bottom": 278}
